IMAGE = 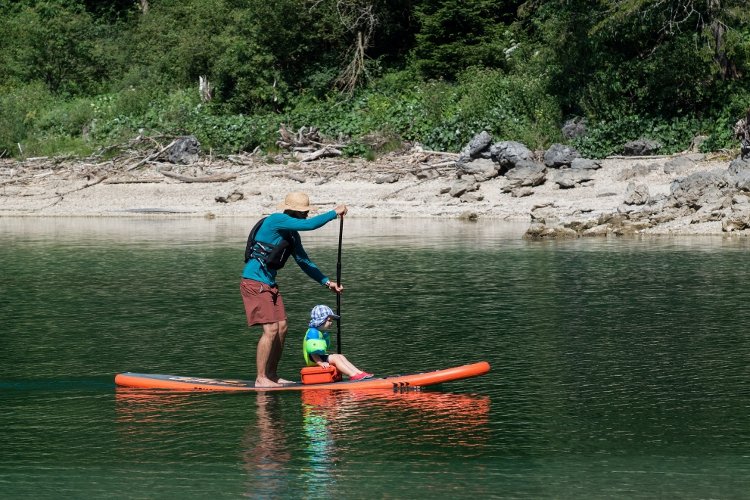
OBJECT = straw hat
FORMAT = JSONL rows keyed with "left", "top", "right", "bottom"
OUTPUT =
{"left": 277, "top": 192, "right": 316, "bottom": 212}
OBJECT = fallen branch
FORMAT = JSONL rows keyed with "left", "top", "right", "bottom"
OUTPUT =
{"left": 423, "top": 161, "right": 456, "bottom": 169}
{"left": 104, "top": 177, "right": 164, "bottom": 184}
{"left": 300, "top": 147, "right": 342, "bottom": 162}
{"left": 161, "top": 171, "right": 236, "bottom": 183}
{"left": 606, "top": 154, "right": 674, "bottom": 160}
{"left": 0, "top": 176, "right": 31, "bottom": 186}
{"left": 126, "top": 139, "right": 177, "bottom": 171}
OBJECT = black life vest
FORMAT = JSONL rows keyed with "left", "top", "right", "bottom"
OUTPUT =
{"left": 244, "top": 217, "right": 297, "bottom": 270}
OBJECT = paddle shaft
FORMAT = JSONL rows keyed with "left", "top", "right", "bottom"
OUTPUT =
{"left": 336, "top": 215, "right": 343, "bottom": 353}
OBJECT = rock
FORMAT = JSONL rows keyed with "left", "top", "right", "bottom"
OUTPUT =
{"left": 543, "top": 143, "right": 581, "bottom": 168}
{"left": 723, "top": 212, "right": 750, "bottom": 232}
{"left": 449, "top": 178, "right": 479, "bottom": 198}
{"left": 504, "top": 160, "right": 546, "bottom": 189}
{"left": 460, "top": 192, "right": 484, "bottom": 203}
{"left": 570, "top": 158, "right": 601, "bottom": 171}
{"left": 375, "top": 174, "right": 399, "bottom": 184}
{"left": 622, "top": 139, "right": 661, "bottom": 156}
{"left": 562, "top": 117, "right": 587, "bottom": 139}
{"left": 663, "top": 157, "right": 694, "bottom": 175}
{"left": 489, "top": 141, "right": 532, "bottom": 169}
{"left": 511, "top": 187, "right": 534, "bottom": 198}
{"left": 582, "top": 224, "right": 610, "bottom": 237}
{"left": 735, "top": 171, "right": 750, "bottom": 191}
{"left": 551, "top": 168, "right": 593, "bottom": 189}
{"left": 460, "top": 159, "right": 499, "bottom": 181}
{"left": 215, "top": 190, "right": 244, "bottom": 203}
{"left": 728, "top": 157, "right": 750, "bottom": 176}
{"left": 415, "top": 168, "right": 440, "bottom": 180}
{"left": 458, "top": 211, "right": 478, "bottom": 221}
{"left": 624, "top": 182, "right": 650, "bottom": 205}
{"left": 458, "top": 131, "right": 493, "bottom": 163}
{"left": 669, "top": 169, "right": 730, "bottom": 209}
{"left": 167, "top": 135, "right": 200, "bottom": 164}
{"left": 612, "top": 220, "right": 654, "bottom": 234}
{"left": 523, "top": 223, "right": 578, "bottom": 240}
{"left": 286, "top": 172, "right": 307, "bottom": 183}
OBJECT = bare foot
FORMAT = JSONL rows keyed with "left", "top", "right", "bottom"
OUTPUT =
{"left": 269, "top": 374, "right": 294, "bottom": 384}
{"left": 255, "top": 377, "right": 283, "bottom": 388}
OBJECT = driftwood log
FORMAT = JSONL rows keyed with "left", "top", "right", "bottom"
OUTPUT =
{"left": 161, "top": 171, "right": 236, "bottom": 183}
{"left": 125, "top": 140, "right": 178, "bottom": 171}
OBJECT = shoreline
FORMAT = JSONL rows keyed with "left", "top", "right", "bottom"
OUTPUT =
{"left": 1, "top": 150, "right": 747, "bottom": 236}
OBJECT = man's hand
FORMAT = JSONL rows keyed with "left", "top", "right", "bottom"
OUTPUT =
{"left": 318, "top": 361, "right": 330, "bottom": 368}
{"left": 326, "top": 281, "right": 344, "bottom": 294}
{"left": 334, "top": 204, "right": 348, "bottom": 216}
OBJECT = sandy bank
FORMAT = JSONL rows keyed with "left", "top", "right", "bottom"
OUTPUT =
{"left": 0, "top": 150, "right": 742, "bottom": 235}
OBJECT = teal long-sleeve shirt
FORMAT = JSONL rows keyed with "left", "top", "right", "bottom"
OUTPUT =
{"left": 241, "top": 210, "right": 338, "bottom": 286}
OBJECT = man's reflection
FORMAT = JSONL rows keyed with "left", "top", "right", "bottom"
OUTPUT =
{"left": 242, "top": 392, "right": 292, "bottom": 497}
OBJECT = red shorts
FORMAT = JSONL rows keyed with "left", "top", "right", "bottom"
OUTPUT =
{"left": 240, "top": 279, "right": 287, "bottom": 326}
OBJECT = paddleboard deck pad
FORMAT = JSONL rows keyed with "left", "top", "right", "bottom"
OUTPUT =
{"left": 115, "top": 361, "right": 490, "bottom": 392}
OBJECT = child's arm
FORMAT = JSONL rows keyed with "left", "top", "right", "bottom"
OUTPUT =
{"left": 310, "top": 353, "right": 329, "bottom": 368}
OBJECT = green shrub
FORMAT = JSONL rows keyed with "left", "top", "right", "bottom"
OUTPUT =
{"left": 701, "top": 87, "right": 750, "bottom": 153}
{"left": 0, "top": 83, "right": 54, "bottom": 157}
{"left": 573, "top": 115, "right": 706, "bottom": 158}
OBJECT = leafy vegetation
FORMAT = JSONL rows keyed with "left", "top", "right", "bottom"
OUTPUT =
{"left": 1, "top": 0, "right": 749, "bottom": 159}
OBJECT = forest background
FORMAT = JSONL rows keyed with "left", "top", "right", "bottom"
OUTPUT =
{"left": 1, "top": 0, "right": 749, "bottom": 161}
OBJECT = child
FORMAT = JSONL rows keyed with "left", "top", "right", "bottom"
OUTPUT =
{"left": 303, "top": 305, "right": 373, "bottom": 381}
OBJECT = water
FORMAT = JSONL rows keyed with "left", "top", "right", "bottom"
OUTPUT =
{"left": 2, "top": 217, "right": 750, "bottom": 498}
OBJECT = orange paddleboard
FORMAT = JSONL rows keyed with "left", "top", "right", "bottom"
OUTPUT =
{"left": 114, "top": 361, "right": 490, "bottom": 392}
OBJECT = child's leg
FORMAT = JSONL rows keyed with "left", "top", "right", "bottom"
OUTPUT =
{"left": 327, "top": 354, "right": 363, "bottom": 377}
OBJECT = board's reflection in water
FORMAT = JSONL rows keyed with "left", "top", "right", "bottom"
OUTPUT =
{"left": 114, "top": 387, "right": 491, "bottom": 495}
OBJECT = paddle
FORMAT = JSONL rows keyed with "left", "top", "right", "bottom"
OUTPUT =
{"left": 336, "top": 215, "right": 343, "bottom": 354}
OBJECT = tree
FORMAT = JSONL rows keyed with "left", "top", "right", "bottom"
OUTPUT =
{"left": 412, "top": 0, "right": 522, "bottom": 80}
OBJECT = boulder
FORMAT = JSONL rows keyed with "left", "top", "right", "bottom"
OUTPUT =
{"left": 460, "top": 158, "right": 499, "bottom": 181}
{"left": 723, "top": 211, "right": 750, "bottom": 232}
{"left": 728, "top": 157, "right": 750, "bottom": 177}
{"left": 449, "top": 177, "right": 480, "bottom": 198}
{"left": 504, "top": 160, "right": 546, "bottom": 188}
{"left": 561, "top": 117, "right": 587, "bottom": 139}
{"left": 458, "top": 131, "right": 493, "bottom": 163}
{"left": 570, "top": 158, "right": 601, "bottom": 171}
{"left": 623, "top": 182, "right": 650, "bottom": 205}
{"left": 622, "top": 139, "right": 661, "bottom": 156}
{"left": 523, "top": 223, "right": 578, "bottom": 240}
{"left": 489, "top": 141, "right": 532, "bottom": 169}
{"left": 375, "top": 174, "right": 399, "bottom": 184}
{"left": 669, "top": 169, "right": 730, "bottom": 209}
{"left": 167, "top": 135, "right": 201, "bottom": 164}
{"left": 551, "top": 168, "right": 593, "bottom": 189}
{"left": 543, "top": 143, "right": 581, "bottom": 168}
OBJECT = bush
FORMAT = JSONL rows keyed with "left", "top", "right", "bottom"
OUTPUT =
{"left": 572, "top": 115, "right": 706, "bottom": 158}
{"left": 0, "top": 83, "right": 54, "bottom": 157}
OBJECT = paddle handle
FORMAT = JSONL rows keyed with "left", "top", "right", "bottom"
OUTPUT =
{"left": 336, "top": 215, "right": 343, "bottom": 354}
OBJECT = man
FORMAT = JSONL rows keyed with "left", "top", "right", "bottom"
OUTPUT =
{"left": 241, "top": 192, "right": 346, "bottom": 387}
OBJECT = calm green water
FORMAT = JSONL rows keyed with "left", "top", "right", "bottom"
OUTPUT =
{"left": 2, "top": 218, "right": 750, "bottom": 499}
